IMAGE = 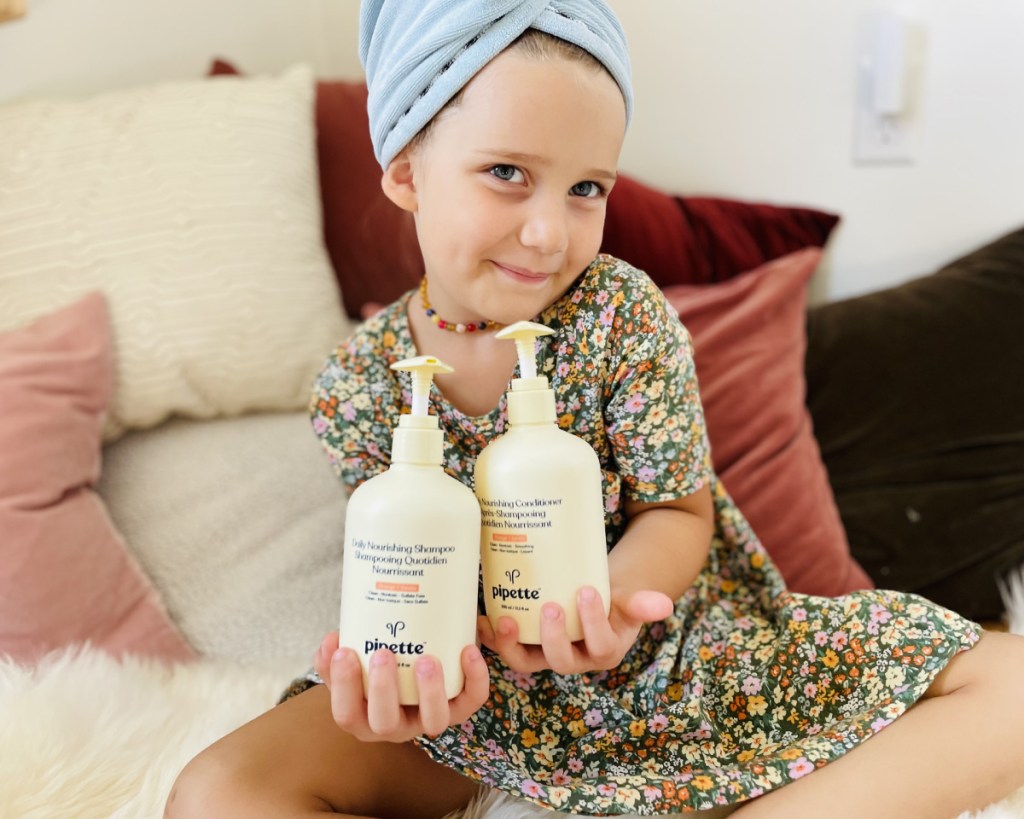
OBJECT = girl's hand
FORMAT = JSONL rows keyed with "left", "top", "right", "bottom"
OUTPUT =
{"left": 477, "top": 587, "right": 673, "bottom": 675}
{"left": 313, "top": 632, "right": 490, "bottom": 743}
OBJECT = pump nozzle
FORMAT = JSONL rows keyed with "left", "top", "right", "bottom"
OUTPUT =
{"left": 388, "top": 356, "right": 453, "bottom": 465}
{"left": 496, "top": 322, "right": 557, "bottom": 425}
{"left": 496, "top": 322, "right": 554, "bottom": 380}
{"left": 391, "top": 356, "right": 453, "bottom": 417}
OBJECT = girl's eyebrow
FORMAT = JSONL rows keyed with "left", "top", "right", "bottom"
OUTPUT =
{"left": 475, "top": 149, "right": 617, "bottom": 183}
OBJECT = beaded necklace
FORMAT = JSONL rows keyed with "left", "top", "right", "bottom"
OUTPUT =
{"left": 419, "top": 277, "right": 504, "bottom": 333}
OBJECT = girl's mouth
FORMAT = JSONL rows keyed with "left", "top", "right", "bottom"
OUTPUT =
{"left": 494, "top": 262, "right": 550, "bottom": 283}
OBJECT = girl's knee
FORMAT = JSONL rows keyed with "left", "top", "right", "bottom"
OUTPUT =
{"left": 927, "top": 630, "right": 1024, "bottom": 700}
{"left": 164, "top": 745, "right": 251, "bottom": 819}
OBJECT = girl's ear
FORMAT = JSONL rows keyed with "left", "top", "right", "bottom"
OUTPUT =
{"left": 381, "top": 151, "right": 418, "bottom": 213}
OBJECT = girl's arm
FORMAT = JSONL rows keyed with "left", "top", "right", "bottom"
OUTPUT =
{"left": 479, "top": 485, "right": 714, "bottom": 675}
{"left": 609, "top": 487, "right": 714, "bottom": 604}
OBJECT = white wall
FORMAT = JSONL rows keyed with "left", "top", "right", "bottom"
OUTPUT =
{"left": 0, "top": 0, "right": 362, "bottom": 99}
{"left": 608, "top": 0, "right": 1024, "bottom": 300}
{"left": 2, "top": 1, "right": 1022, "bottom": 301}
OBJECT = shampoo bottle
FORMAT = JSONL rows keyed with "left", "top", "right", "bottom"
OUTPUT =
{"left": 475, "top": 322, "right": 610, "bottom": 644}
{"left": 339, "top": 355, "right": 480, "bottom": 704}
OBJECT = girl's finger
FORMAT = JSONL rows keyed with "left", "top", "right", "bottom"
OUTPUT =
{"left": 315, "top": 632, "right": 340, "bottom": 680}
{"left": 450, "top": 644, "right": 490, "bottom": 724}
{"left": 492, "top": 617, "right": 547, "bottom": 673}
{"left": 365, "top": 650, "right": 403, "bottom": 736}
{"left": 413, "top": 656, "right": 450, "bottom": 737}
{"left": 539, "top": 603, "right": 580, "bottom": 675}
{"left": 613, "top": 590, "right": 675, "bottom": 631}
{"left": 577, "top": 587, "right": 621, "bottom": 668}
{"left": 329, "top": 648, "right": 369, "bottom": 735}
{"left": 493, "top": 616, "right": 525, "bottom": 658}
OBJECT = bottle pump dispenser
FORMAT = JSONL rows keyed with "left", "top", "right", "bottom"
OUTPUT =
{"left": 339, "top": 356, "right": 481, "bottom": 704}
{"left": 474, "top": 322, "right": 611, "bottom": 643}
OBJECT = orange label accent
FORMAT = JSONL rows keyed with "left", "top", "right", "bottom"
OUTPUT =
{"left": 492, "top": 533, "right": 528, "bottom": 543}
{"left": 376, "top": 582, "right": 419, "bottom": 592}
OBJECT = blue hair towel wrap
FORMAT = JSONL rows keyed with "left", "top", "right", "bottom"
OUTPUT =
{"left": 359, "top": 0, "right": 633, "bottom": 169}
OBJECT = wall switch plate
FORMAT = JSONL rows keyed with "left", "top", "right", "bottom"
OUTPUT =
{"left": 853, "top": 11, "right": 921, "bottom": 165}
{"left": 853, "top": 101, "right": 916, "bottom": 164}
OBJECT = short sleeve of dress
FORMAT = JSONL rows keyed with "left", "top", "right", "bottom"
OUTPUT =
{"left": 308, "top": 312, "right": 405, "bottom": 493}
{"left": 601, "top": 263, "right": 712, "bottom": 503}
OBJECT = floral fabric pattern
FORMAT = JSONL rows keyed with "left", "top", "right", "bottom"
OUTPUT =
{"left": 309, "top": 256, "right": 980, "bottom": 814}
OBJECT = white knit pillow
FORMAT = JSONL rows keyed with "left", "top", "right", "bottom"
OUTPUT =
{"left": 0, "top": 65, "right": 350, "bottom": 439}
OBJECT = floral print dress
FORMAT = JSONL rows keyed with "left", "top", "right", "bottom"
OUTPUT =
{"left": 307, "top": 255, "right": 980, "bottom": 815}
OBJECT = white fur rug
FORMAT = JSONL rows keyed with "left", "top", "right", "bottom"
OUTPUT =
{"left": 2, "top": 627, "right": 1024, "bottom": 819}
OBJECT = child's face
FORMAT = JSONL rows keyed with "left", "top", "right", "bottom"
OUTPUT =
{"left": 391, "top": 46, "right": 627, "bottom": 326}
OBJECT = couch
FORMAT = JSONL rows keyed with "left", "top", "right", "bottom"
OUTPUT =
{"left": 1, "top": 63, "right": 1022, "bottom": 818}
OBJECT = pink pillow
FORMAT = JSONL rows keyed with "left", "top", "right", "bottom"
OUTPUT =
{"left": 664, "top": 249, "right": 872, "bottom": 597}
{"left": 0, "top": 293, "right": 195, "bottom": 665}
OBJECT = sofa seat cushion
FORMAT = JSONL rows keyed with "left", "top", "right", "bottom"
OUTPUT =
{"left": 98, "top": 412, "right": 346, "bottom": 663}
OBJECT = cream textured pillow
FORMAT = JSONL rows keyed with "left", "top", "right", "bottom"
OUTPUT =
{"left": 98, "top": 412, "right": 346, "bottom": 664}
{"left": 0, "top": 65, "right": 350, "bottom": 439}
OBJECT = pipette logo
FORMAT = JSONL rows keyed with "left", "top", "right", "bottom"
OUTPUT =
{"left": 491, "top": 569, "right": 541, "bottom": 601}
{"left": 364, "top": 620, "right": 426, "bottom": 655}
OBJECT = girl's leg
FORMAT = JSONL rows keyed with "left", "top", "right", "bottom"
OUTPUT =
{"left": 164, "top": 683, "right": 482, "bottom": 819}
{"left": 734, "top": 630, "right": 1024, "bottom": 818}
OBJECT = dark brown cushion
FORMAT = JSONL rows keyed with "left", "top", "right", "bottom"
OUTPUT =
{"left": 805, "top": 226, "right": 1024, "bottom": 619}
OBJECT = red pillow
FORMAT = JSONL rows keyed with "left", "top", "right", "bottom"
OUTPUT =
{"left": 602, "top": 175, "right": 840, "bottom": 289}
{"left": 664, "top": 249, "right": 872, "bottom": 597}
{"left": 210, "top": 59, "right": 422, "bottom": 319}
{"left": 0, "top": 293, "right": 196, "bottom": 664}
{"left": 208, "top": 60, "right": 840, "bottom": 317}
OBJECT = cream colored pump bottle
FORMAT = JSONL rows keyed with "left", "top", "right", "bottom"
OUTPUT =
{"left": 339, "top": 356, "right": 480, "bottom": 705}
{"left": 475, "top": 322, "right": 611, "bottom": 644}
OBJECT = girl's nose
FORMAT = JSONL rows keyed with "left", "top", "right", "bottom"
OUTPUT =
{"left": 519, "top": 196, "right": 569, "bottom": 255}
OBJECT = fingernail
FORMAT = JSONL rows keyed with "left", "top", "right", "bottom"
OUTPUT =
{"left": 332, "top": 648, "right": 346, "bottom": 665}
{"left": 498, "top": 619, "right": 515, "bottom": 637}
{"left": 544, "top": 605, "right": 560, "bottom": 621}
{"left": 468, "top": 645, "right": 484, "bottom": 664}
{"left": 579, "top": 587, "right": 596, "bottom": 603}
{"left": 371, "top": 651, "right": 390, "bottom": 668}
{"left": 416, "top": 658, "right": 435, "bottom": 678}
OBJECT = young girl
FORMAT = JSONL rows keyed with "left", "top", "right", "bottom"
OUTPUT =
{"left": 167, "top": 2, "right": 1024, "bottom": 817}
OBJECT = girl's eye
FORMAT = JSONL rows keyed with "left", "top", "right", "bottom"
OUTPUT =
{"left": 490, "top": 164, "right": 524, "bottom": 183}
{"left": 570, "top": 181, "right": 603, "bottom": 198}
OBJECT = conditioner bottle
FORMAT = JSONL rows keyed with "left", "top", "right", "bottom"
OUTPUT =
{"left": 339, "top": 356, "right": 480, "bottom": 704}
{"left": 475, "top": 322, "right": 610, "bottom": 644}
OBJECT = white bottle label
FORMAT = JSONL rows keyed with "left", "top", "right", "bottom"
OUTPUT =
{"left": 479, "top": 492, "right": 607, "bottom": 643}
{"left": 343, "top": 538, "right": 454, "bottom": 658}
{"left": 340, "top": 529, "right": 477, "bottom": 704}
{"left": 349, "top": 538, "right": 455, "bottom": 605}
